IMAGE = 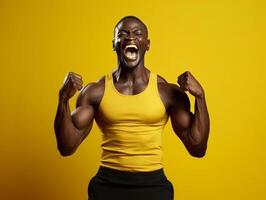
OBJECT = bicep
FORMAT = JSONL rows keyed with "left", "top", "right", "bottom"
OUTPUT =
{"left": 169, "top": 88, "right": 193, "bottom": 145}
{"left": 170, "top": 107, "right": 196, "bottom": 155}
{"left": 170, "top": 106, "right": 193, "bottom": 138}
{"left": 71, "top": 85, "right": 95, "bottom": 138}
{"left": 71, "top": 105, "right": 94, "bottom": 131}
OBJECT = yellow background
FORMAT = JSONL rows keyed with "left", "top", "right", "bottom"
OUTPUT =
{"left": 0, "top": 0, "right": 265, "bottom": 199}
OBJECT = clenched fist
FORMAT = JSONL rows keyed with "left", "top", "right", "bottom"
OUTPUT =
{"left": 59, "top": 72, "right": 83, "bottom": 101}
{"left": 177, "top": 71, "right": 204, "bottom": 98}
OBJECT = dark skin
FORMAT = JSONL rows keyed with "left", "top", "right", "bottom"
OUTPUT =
{"left": 54, "top": 18, "right": 210, "bottom": 157}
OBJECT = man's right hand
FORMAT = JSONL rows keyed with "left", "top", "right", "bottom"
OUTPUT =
{"left": 59, "top": 72, "right": 83, "bottom": 101}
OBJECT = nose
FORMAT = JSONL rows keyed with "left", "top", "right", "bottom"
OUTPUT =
{"left": 125, "top": 31, "right": 135, "bottom": 40}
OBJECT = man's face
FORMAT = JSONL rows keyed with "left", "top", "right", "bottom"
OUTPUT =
{"left": 113, "top": 18, "right": 150, "bottom": 68}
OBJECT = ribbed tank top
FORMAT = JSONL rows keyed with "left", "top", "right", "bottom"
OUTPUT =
{"left": 95, "top": 70, "right": 169, "bottom": 172}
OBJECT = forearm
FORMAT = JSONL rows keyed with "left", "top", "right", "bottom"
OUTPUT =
{"left": 188, "top": 94, "right": 210, "bottom": 147}
{"left": 54, "top": 97, "right": 81, "bottom": 154}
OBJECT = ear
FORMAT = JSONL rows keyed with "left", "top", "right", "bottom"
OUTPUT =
{"left": 112, "top": 39, "right": 115, "bottom": 51}
{"left": 146, "top": 39, "right": 150, "bottom": 51}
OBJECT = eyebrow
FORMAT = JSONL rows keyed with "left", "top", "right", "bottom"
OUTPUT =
{"left": 119, "top": 28, "right": 144, "bottom": 33}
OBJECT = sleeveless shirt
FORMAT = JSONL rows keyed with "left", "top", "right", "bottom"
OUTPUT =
{"left": 95, "top": 70, "right": 169, "bottom": 172}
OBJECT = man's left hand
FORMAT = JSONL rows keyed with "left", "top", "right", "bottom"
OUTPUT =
{"left": 177, "top": 71, "right": 205, "bottom": 98}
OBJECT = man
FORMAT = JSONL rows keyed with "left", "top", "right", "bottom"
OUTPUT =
{"left": 54, "top": 16, "right": 210, "bottom": 200}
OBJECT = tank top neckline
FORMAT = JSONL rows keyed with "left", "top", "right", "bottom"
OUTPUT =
{"left": 109, "top": 71, "right": 154, "bottom": 97}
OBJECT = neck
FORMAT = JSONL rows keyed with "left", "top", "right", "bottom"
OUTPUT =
{"left": 115, "top": 60, "right": 149, "bottom": 83}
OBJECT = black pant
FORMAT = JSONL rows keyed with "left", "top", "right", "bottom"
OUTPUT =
{"left": 88, "top": 166, "right": 174, "bottom": 200}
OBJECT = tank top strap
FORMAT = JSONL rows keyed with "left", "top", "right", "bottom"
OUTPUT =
{"left": 104, "top": 71, "right": 113, "bottom": 92}
{"left": 147, "top": 71, "right": 158, "bottom": 94}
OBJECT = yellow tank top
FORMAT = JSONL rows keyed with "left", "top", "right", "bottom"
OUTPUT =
{"left": 95, "top": 70, "right": 169, "bottom": 172}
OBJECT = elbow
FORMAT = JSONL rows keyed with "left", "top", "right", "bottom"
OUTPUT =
{"left": 55, "top": 134, "right": 79, "bottom": 157}
{"left": 59, "top": 150, "right": 74, "bottom": 157}
{"left": 188, "top": 144, "right": 207, "bottom": 158}
{"left": 187, "top": 134, "right": 208, "bottom": 158}
{"left": 58, "top": 145, "right": 76, "bottom": 157}
{"left": 190, "top": 150, "right": 206, "bottom": 158}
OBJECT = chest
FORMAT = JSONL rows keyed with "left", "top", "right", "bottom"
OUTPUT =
{"left": 97, "top": 94, "right": 167, "bottom": 125}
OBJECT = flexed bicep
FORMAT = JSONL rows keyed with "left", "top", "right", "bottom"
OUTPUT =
{"left": 168, "top": 85, "right": 192, "bottom": 134}
{"left": 71, "top": 105, "right": 94, "bottom": 132}
{"left": 170, "top": 107, "right": 193, "bottom": 135}
{"left": 167, "top": 85, "right": 196, "bottom": 154}
{"left": 70, "top": 84, "right": 96, "bottom": 141}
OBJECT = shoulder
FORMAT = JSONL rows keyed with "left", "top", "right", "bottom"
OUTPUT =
{"left": 156, "top": 74, "right": 190, "bottom": 112}
{"left": 76, "top": 75, "right": 105, "bottom": 108}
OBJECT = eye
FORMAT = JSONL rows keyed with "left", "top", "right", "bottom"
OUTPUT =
{"left": 118, "top": 31, "right": 127, "bottom": 37}
{"left": 134, "top": 30, "right": 143, "bottom": 35}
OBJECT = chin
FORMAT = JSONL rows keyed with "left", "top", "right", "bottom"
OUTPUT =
{"left": 120, "top": 53, "right": 144, "bottom": 69}
{"left": 120, "top": 58, "right": 139, "bottom": 69}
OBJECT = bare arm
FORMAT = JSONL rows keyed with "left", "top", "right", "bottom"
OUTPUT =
{"left": 169, "top": 71, "right": 210, "bottom": 157}
{"left": 54, "top": 72, "right": 95, "bottom": 156}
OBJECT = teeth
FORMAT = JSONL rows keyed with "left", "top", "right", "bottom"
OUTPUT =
{"left": 125, "top": 51, "right": 137, "bottom": 60}
{"left": 125, "top": 44, "right": 138, "bottom": 50}
{"left": 124, "top": 44, "right": 138, "bottom": 60}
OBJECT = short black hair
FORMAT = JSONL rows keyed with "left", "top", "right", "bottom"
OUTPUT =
{"left": 114, "top": 16, "right": 148, "bottom": 36}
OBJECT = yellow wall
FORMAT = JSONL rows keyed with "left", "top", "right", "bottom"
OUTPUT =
{"left": 1, "top": 0, "right": 265, "bottom": 199}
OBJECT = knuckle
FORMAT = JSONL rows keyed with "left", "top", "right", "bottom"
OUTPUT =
{"left": 73, "top": 72, "right": 81, "bottom": 78}
{"left": 70, "top": 77, "right": 75, "bottom": 82}
{"left": 73, "top": 74, "right": 78, "bottom": 78}
{"left": 76, "top": 76, "right": 82, "bottom": 81}
{"left": 68, "top": 74, "right": 73, "bottom": 79}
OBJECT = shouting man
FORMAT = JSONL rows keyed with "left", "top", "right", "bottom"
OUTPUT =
{"left": 54, "top": 16, "right": 210, "bottom": 200}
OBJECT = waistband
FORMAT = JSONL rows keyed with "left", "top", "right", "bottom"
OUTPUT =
{"left": 96, "top": 166, "right": 167, "bottom": 186}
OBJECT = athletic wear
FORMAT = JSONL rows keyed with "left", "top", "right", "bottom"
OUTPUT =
{"left": 88, "top": 166, "right": 174, "bottom": 200}
{"left": 95, "top": 70, "right": 169, "bottom": 172}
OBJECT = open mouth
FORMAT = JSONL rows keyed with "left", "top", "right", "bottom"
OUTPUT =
{"left": 123, "top": 44, "right": 139, "bottom": 61}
